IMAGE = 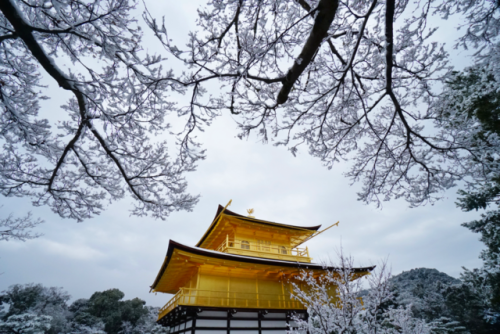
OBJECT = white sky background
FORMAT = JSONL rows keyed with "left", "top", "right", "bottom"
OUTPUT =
{"left": 0, "top": 0, "right": 486, "bottom": 307}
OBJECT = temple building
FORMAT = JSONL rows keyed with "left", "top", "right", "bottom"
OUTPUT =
{"left": 150, "top": 202, "right": 374, "bottom": 334}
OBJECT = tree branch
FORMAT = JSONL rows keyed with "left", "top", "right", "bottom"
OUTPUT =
{"left": 277, "top": 0, "right": 339, "bottom": 104}
{"left": 0, "top": 33, "right": 18, "bottom": 43}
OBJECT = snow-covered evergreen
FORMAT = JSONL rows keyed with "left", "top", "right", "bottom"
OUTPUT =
{"left": 0, "top": 314, "right": 52, "bottom": 334}
{"left": 0, "top": 284, "right": 165, "bottom": 334}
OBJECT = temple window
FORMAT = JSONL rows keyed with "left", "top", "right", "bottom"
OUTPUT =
{"left": 279, "top": 246, "right": 287, "bottom": 254}
{"left": 241, "top": 240, "right": 250, "bottom": 249}
{"left": 258, "top": 239, "right": 271, "bottom": 251}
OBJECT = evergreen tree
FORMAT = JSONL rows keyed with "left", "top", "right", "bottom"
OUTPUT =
{"left": 0, "top": 314, "right": 52, "bottom": 334}
{"left": 443, "top": 268, "right": 500, "bottom": 334}
{"left": 68, "top": 289, "right": 152, "bottom": 334}
{"left": 438, "top": 68, "right": 500, "bottom": 332}
{"left": 0, "top": 284, "right": 71, "bottom": 334}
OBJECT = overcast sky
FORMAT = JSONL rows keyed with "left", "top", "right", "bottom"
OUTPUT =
{"left": 0, "top": 0, "right": 486, "bottom": 308}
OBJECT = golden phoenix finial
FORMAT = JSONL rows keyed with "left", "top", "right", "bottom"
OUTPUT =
{"left": 247, "top": 208, "right": 255, "bottom": 218}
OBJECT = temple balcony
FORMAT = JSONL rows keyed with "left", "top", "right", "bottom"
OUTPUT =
{"left": 215, "top": 238, "right": 312, "bottom": 263}
{"left": 158, "top": 288, "right": 305, "bottom": 321}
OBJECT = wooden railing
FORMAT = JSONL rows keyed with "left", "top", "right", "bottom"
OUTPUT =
{"left": 157, "top": 288, "right": 305, "bottom": 320}
{"left": 158, "top": 289, "right": 183, "bottom": 321}
{"left": 215, "top": 238, "right": 310, "bottom": 262}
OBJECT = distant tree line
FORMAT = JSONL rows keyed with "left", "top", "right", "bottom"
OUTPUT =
{"left": 2, "top": 267, "right": 499, "bottom": 334}
{"left": 0, "top": 284, "right": 166, "bottom": 334}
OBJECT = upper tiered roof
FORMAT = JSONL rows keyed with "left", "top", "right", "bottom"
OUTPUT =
{"left": 196, "top": 205, "right": 322, "bottom": 250}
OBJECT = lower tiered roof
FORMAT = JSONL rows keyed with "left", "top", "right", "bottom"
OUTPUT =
{"left": 150, "top": 240, "right": 375, "bottom": 294}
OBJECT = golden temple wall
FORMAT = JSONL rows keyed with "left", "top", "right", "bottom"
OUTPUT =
{"left": 233, "top": 226, "right": 291, "bottom": 249}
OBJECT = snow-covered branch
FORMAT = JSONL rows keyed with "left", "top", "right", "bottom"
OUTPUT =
{"left": 289, "top": 254, "right": 433, "bottom": 334}
{"left": 146, "top": 0, "right": 476, "bottom": 207}
{"left": 0, "top": 0, "right": 200, "bottom": 221}
{"left": 0, "top": 211, "right": 43, "bottom": 241}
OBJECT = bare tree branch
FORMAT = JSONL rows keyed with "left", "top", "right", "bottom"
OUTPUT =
{"left": 0, "top": 0, "right": 199, "bottom": 221}
{"left": 277, "top": 0, "right": 339, "bottom": 104}
{"left": 0, "top": 211, "right": 43, "bottom": 241}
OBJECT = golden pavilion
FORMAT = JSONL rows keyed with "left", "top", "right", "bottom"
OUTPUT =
{"left": 150, "top": 202, "right": 374, "bottom": 333}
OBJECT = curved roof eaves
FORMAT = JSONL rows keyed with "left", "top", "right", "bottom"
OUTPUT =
{"left": 151, "top": 240, "right": 375, "bottom": 290}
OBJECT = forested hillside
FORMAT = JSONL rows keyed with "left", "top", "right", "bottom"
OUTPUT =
{"left": 388, "top": 268, "right": 500, "bottom": 334}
